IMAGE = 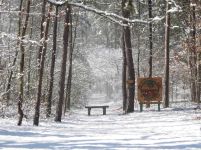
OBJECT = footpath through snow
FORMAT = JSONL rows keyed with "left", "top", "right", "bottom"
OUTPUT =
{"left": 0, "top": 94, "right": 201, "bottom": 150}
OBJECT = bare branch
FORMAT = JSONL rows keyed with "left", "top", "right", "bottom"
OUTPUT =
{"left": 47, "top": 0, "right": 149, "bottom": 26}
{"left": 69, "top": 2, "right": 149, "bottom": 25}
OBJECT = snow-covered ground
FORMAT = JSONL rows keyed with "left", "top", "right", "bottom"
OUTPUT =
{"left": 0, "top": 94, "right": 201, "bottom": 150}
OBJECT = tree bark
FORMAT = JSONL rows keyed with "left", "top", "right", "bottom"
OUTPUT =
{"left": 148, "top": 0, "right": 153, "bottom": 78}
{"left": 122, "top": 32, "right": 127, "bottom": 111}
{"left": 64, "top": 12, "right": 77, "bottom": 112}
{"left": 38, "top": 0, "right": 47, "bottom": 63}
{"left": 188, "top": 0, "right": 197, "bottom": 102}
{"left": 33, "top": 2, "right": 51, "bottom": 126}
{"left": 197, "top": 51, "right": 201, "bottom": 104}
{"left": 137, "top": 0, "right": 141, "bottom": 77}
{"left": 192, "top": 0, "right": 198, "bottom": 103}
{"left": 18, "top": 0, "right": 31, "bottom": 126}
{"left": 122, "top": 0, "right": 135, "bottom": 113}
{"left": 197, "top": 6, "right": 201, "bottom": 103}
{"left": 55, "top": 5, "right": 71, "bottom": 122}
{"left": 164, "top": 0, "right": 171, "bottom": 108}
{"left": 191, "top": 0, "right": 200, "bottom": 104}
{"left": 5, "top": 0, "right": 23, "bottom": 105}
{"left": 27, "top": 16, "right": 34, "bottom": 98}
{"left": 46, "top": 5, "right": 58, "bottom": 118}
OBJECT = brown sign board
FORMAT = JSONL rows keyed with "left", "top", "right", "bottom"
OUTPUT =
{"left": 137, "top": 77, "right": 162, "bottom": 103}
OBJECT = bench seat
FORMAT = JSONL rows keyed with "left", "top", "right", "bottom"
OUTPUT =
{"left": 85, "top": 105, "right": 109, "bottom": 116}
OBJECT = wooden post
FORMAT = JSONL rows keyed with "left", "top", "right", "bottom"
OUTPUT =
{"left": 140, "top": 103, "right": 143, "bottom": 112}
{"left": 88, "top": 108, "right": 91, "bottom": 116}
{"left": 158, "top": 103, "right": 160, "bottom": 111}
{"left": 103, "top": 107, "right": 106, "bottom": 115}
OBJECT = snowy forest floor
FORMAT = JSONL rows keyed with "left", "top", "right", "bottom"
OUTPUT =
{"left": 0, "top": 94, "right": 201, "bottom": 150}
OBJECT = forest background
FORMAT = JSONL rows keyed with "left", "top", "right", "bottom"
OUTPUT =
{"left": 0, "top": 0, "right": 200, "bottom": 126}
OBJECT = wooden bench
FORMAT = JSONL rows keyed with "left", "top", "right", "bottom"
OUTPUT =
{"left": 85, "top": 105, "right": 109, "bottom": 116}
{"left": 140, "top": 101, "right": 161, "bottom": 112}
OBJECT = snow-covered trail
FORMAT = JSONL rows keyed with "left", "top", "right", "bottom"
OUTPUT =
{"left": 0, "top": 95, "right": 201, "bottom": 150}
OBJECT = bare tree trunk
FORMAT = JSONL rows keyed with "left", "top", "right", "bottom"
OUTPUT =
{"left": 6, "top": 52, "right": 18, "bottom": 104}
{"left": 137, "top": 0, "right": 141, "bottom": 77}
{"left": 64, "top": 12, "right": 78, "bottom": 113}
{"left": 148, "top": 0, "right": 153, "bottom": 78}
{"left": 122, "top": 32, "right": 127, "bottom": 111}
{"left": 33, "top": 2, "right": 51, "bottom": 126}
{"left": 46, "top": 5, "right": 58, "bottom": 118}
{"left": 192, "top": 0, "right": 198, "bottom": 103}
{"left": 55, "top": 5, "right": 71, "bottom": 122}
{"left": 6, "top": 0, "right": 23, "bottom": 105}
{"left": 197, "top": 51, "right": 201, "bottom": 104}
{"left": 38, "top": 0, "right": 47, "bottom": 63}
{"left": 145, "top": 0, "right": 153, "bottom": 108}
{"left": 192, "top": 0, "right": 200, "bottom": 104}
{"left": 164, "top": 0, "right": 171, "bottom": 108}
{"left": 198, "top": 4, "right": 201, "bottom": 103}
{"left": 122, "top": 0, "right": 135, "bottom": 113}
{"left": 188, "top": 0, "right": 197, "bottom": 102}
{"left": 18, "top": 0, "right": 31, "bottom": 126}
{"left": 7, "top": 1, "right": 12, "bottom": 64}
{"left": 27, "top": 16, "right": 34, "bottom": 97}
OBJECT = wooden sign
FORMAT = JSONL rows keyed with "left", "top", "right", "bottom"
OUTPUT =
{"left": 137, "top": 77, "right": 162, "bottom": 103}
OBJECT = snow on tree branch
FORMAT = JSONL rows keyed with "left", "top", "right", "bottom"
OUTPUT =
{"left": 0, "top": 10, "right": 43, "bottom": 16}
{"left": 1, "top": 32, "right": 42, "bottom": 46}
{"left": 167, "top": 0, "right": 182, "bottom": 13}
{"left": 47, "top": 0, "right": 149, "bottom": 26}
{"left": 47, "top": 0, "right": 66, "bottom": 6}
{"left": 69, "top": 2, "right": 149, "bottom": 25}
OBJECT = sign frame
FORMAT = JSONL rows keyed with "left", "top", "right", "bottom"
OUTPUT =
{"left": 137, "top": 77, "right": 162, "bottom": 103}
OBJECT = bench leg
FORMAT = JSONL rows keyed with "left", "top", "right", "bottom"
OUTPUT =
{"left": 140, "top": 103, "right": 143, "bottom": 112}
{"left": 158, "top": 103, "right": 160, "bottom": 111}
{"left": 88, "top": 108, "right": 91, "bottom": 116}
{"left": 103, "top": 108, "right": 106, "bottom": 115}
